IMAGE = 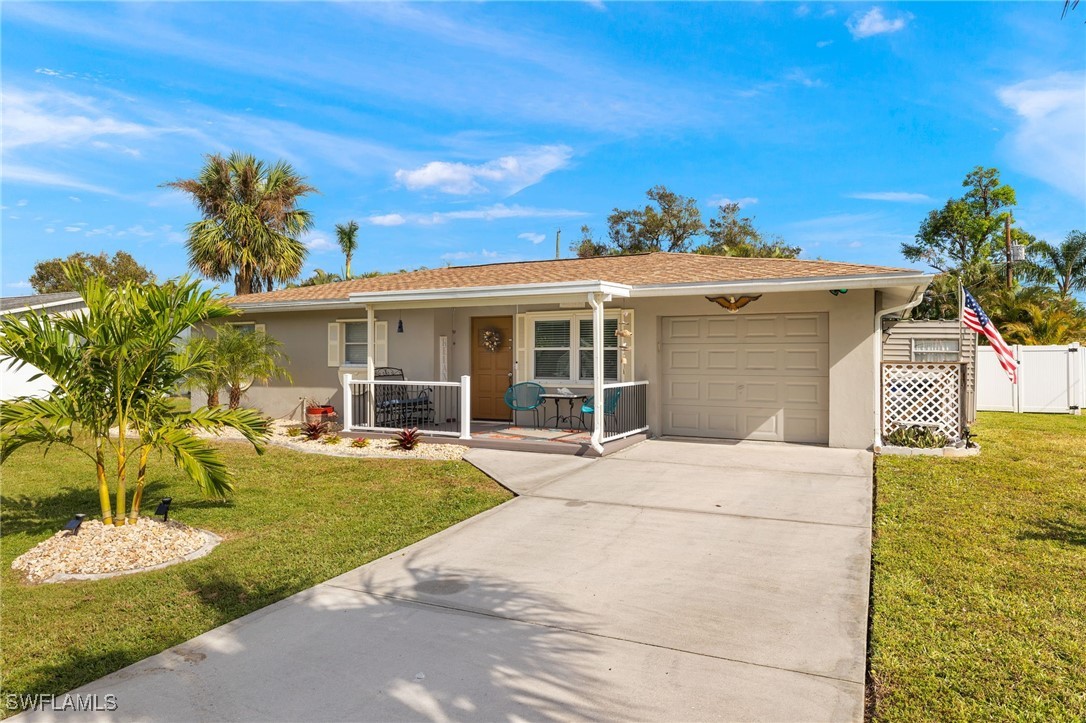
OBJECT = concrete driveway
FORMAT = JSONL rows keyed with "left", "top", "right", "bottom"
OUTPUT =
{"left": 23, "top": 439, "right": 872, "bottom": 722}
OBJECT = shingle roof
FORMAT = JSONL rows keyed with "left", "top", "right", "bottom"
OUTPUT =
{"left": 229, "top": 252, "right": 918, "bottom": 305}
{"left": 0, "top": 291, "right": 83, "bottom": 312}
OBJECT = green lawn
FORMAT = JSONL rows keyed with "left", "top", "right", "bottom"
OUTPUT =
{"left": 0, "top": 442, "right": 511, "bottom": 710}
{"left": 871, "top": 412, "right": 1086, "bottom": 721}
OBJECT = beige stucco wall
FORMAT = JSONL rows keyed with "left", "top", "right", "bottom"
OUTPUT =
{"left": 214, "top": 289, "right": 880, "bottom": 448}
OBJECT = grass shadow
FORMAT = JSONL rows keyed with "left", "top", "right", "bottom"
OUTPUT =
{"left": 1018, "top": 503, "right": 1086, "bottom": 547}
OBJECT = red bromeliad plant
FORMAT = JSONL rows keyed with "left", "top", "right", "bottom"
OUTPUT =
{"left": 394, "top": 427, "right": 422, "bottom": 451}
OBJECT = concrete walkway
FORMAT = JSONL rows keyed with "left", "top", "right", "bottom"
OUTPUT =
{"left": 22, "top": 439, "right": 872, "bottom": 722}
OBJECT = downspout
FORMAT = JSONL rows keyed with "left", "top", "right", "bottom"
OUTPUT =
{"left": 873, "top": 286, "right": 926, "bottom": 448}
{"left": 588, "top": 292, "right": 605, "bottom": 455}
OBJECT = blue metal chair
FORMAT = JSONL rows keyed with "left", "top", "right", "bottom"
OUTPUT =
{"left": 581, "top": 388, "right": 622, "bottom": 431}
{"left": 504, "top": 382, "right": 545, "bottom": 427}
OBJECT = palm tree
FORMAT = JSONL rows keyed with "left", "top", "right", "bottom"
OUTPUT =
{"left": 290, "top": 268, "right": 344, "bottom": 288}
{"left": 1003, "top": 303, "right": 1086, "bottom": 345}
{"left": 186, "top": 335, "right": 226, "bottom": 408}
{"left": 163, "top": 152, "right": 318, "bottom": 295}
{"left": 336, "top": 220, "right": 359, "bottom": 279}
{"left": 1022, "top": 231, "right": 1086, "bottom": 299}
{"left": 206, "top": 325, "right": 291, "bottom": 409}
{"left": 0, "top": 267, "right": 270, "bottom": 526}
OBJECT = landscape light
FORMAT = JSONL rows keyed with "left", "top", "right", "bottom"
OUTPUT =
{"left": 155, "top": 497, "right": 173, "bottom": 521}
{"left": 64, "top": 513, "right": 86, "bottom": 535}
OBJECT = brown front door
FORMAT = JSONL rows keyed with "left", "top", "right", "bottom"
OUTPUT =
{"left": 471, "top": 316, "right": 514, "bottom": 420}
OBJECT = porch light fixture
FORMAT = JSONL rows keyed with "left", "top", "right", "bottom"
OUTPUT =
{"left": 830, "top": 289, "right": 849, "bottom": 296}
{"left": 155, "top": 497, "right": 173, "bottom": 522}
{"left": 64, "top": 513, "right": 86, "bottom": 535}
{"left": 706, "top": 294, "right": 762, "bottom": 313}
{"left": 397, "top": 319, "right": 404, "bottom": 333}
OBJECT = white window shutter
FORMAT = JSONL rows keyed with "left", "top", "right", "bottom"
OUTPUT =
{"left": 514, "top": 314, "right": 528, "bottom": 382}
{"left": 374, "top": 321, "right": 388, "bottom": 367}
{"left": 255, "top": 323, "right": 266, "bottom": 335}
{"left": 327, "top": 322, "right": 340, "bottom": 367}
{"left": 619, "top": 309, "right": 635, "bottom": 382}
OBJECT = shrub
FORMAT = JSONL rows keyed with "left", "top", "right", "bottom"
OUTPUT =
{"left": 350, "top": 437, "right": 370, "bottom": 449}
{"left": 285, "top": 426, "right": 301, "bottom": 438}
{"left": 394, "top": 427, "right": 422, "bottom": 451}
{"left": 884, "top": 425, "right": 948, "bottom": 449}
{"left": 321, "top": 433, "right": 341, "bottom": 445}
{"left": 301, "top": 421, "right": 328, "bottom": 441}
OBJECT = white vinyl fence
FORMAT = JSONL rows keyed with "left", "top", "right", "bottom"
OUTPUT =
{"left": 977, "top": 343, "right": 1083, "bottom": 414}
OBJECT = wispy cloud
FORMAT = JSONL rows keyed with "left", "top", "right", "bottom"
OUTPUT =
{"left": 300, "top": 232, "right": 339, "bottom": 253}
{"left": 518, "top": 232, "right": 546, "bottom": 244}
{"left": 420, "top": 203, "right": 588, "bottom": 225}
{"left": 847, "top": 192, "right": 932, "bottom": 203}
{"left": 4, "top": 165, "right": 120, "bottom": 196}
{"left": 794, "top": 4, "right": 811, "bottom": 18}
{"left": 441, "top": 248, "right": 503, "bottom": 262}
{"left": 2, "top": 87, "right": 157, "bottom": 150}
{"left": 785, "top": 69, "right": 825, "bottom": 89}
{"left": 705, "top": 195, "right": 758, "bottom": 209}
{"left": 367, "top": 213, "right": 406, "bottom": 227}
{"left": 998, "top": 72, "right": 1086, "bottom": 200}
{"left": 847, "top": 7, "right": 913, "bottom": 39}
{"left": 816, "top": 40, "right": 834, "bottom": 48}
{"left": 395, "top": 145, "right": 573, "bottom": 196}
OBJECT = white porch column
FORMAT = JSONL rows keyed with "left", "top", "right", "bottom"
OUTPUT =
{"left": 342, "top": 373, "right": 353, "bottom": 431}
{"left": 366, "top": 304, "right": 376, "bottom": 427}
{"left": 459, "top": 374, "right": 472, "bottom": 440}
{"left": 588, "top": 292, "right": 605, "bottom": 453}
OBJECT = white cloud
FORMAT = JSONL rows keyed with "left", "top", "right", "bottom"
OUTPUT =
{"left": 849, "top": 241, "right": 863, "bottom": 248}
{"left": 64, "top": 226, "right": 82, "bottom": 232}
{"left": 300, "top": 232, "right": 338, "bottom": 253}
{"left": 998, "top": 72, "right": 1086, "bottom": 200}
{"left": 420, "top": 203, "right": 587, "bottom": 225}
{"left": 794, "top": 4, "right": 811, "bottom": 18}
{"left": 705, "top": 195, "right": 758, "bottom": 208}
{"left": 4, "top": 165, "right": 119, "bottom": 196}
{"left": 126, "top": 225, "right": 155, "bottom": 237}
{"left": 441, "top": 248, "right": 511, "bottom": 263}
{"left": 16, "top": 199, "right": 28, "bottom": 207}
{"left": 45, "top": 228, "right": 55, "bottom": 234}
{"left": 395, "top": 145, "right": 573, "bottom": 195}
{"left": 847, "top": 7, "right": 913, "bottom": 39}
{"left": 7, "top": 281, "right": 33, "bottom": 289}
{"left": 785, "top": 69, "right": 825, "bottom": 88}
{"left": 847, "top": 191, "right": 932, "bottom": 203}
{"left": 68, "top": 196, "right": 81, "bottom": 202}
{"left": 518, "top": 232, "right": 546, "bottom": 244}
{"left": 2, "top": 87, "right": 155, "bottom": 150}
{"left": 816, "top": 40, "right": 834, "bottom": 48}
{"left": 367, "top": 213, "right": 406, "bottom": 226}
{"left": 34, "top": 67, "right": 69, "bottom": 78}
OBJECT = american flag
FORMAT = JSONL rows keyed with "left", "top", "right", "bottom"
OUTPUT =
{"left": 962, "top": 288, "right": 1018, "bottom": 383}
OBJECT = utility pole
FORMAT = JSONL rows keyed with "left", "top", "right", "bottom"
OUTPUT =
{"left": 1005, "top": 215, "right": 1014, "bottom": 289}
{"left": 555, "top": 228, "right": 561, "bottom": 260}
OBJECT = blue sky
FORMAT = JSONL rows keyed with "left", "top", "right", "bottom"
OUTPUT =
{"left": 2, "top": 2, "right": 1084, "bottom": 293}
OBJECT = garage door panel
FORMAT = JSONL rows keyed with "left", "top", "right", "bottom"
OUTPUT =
{"left": 661, "top": 313, "right": 829, "bottom": 443}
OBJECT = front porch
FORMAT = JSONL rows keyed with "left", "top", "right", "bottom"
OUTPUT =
{"left": 339, "top": 374, "right": 650, "bottom": 456}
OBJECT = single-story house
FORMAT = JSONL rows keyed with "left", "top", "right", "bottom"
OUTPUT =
{"left": 1, "top": 291, "right": 87, "bottom": 401}
{"left": 212, "top": 252, "right": 933, "bottom": 451}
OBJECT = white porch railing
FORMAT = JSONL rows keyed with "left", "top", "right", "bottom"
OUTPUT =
{"left": 343, "top": 374, "right": 471, "bottom": 439}
{"left": 599, "top": 380, "right": 650, "bottom": 443}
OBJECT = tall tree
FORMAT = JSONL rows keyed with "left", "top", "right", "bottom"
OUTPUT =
{"left": 29, "top": 251, "right": 154, "bottom": 293}
{"left": 571, "top": 225, "right": 609, "bottom": 258}
{"left": 901, "top": 166, "right": 1023, "bottom": 300}
{"left": 336, "top": 220, "right": 359, "bottom": 279}
{"left": 695, "top": 203, "right": 801, "bottom": 258}
{"left": 289, "top": 269, "right": 344, "bottom": 287}
{"left": 0, "top": 267, "right": 270, "bottom": 526}
{"left": 606, "top": 185, "right": 704, "bottom": 254}
{"left": 164, "top": 152, "right": 317, "bottom": 295}
{"left": 1022, "top": 230, "right": 1086, "bottom": 299}
{"left": 207, "top": 325, "right": 291, "bottom": 409}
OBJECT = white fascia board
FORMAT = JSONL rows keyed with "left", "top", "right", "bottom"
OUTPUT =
{"left": 2, "top": 298, "right": 86, "bottom": 316}
{"left": 228, "top": 299, "right": 361, "bottom": 314}
{"left": 346, "top": 280, "right": 632, "bottom": 305}
{"left": 627, "top": 272, "right": 934, "bottom": 297}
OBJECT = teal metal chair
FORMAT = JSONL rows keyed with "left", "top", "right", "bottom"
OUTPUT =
{"left": 504, "top": 382, "right": 545, "bottom": 427}
{"left": 581, "top": 388, "right": 622, "bottom": 431}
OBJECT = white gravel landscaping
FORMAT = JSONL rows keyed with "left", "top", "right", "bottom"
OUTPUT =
{"left": 199, "top": 419, "right": 467, "bottom": 461}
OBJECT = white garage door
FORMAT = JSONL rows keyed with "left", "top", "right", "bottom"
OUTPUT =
{"left": 661, "top": 313, "right": 829, "bottom": 443}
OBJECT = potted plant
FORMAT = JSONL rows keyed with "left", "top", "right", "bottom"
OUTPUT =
{"left": 304, "top": 399, "right": 337, "bottom": 425}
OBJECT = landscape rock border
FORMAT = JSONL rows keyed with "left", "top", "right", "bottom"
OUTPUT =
{"left": 40, "top": 529, "right": 222, "bottom": 584}
{"left": 876, "top": 444, "right": 981, "bottom": 458}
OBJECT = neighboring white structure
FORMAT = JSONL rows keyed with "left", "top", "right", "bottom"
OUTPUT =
{"left": 0, "top": 292, "right": 86, "bottom": 401}
{"left": 977, "top": 343, "right": 1084, "bottom": 414}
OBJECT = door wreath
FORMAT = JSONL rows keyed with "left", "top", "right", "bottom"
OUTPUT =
{"left": 481, "top": 328, "right": 503, "bottom": 352}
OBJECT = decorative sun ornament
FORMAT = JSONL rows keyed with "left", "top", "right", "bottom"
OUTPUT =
{"left": 481, "top": 328, "right": 503, "bottom": 352}
{"left": 706, "top": 294, "right": 762, "bottom": 313}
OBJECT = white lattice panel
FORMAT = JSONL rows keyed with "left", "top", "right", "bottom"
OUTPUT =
{"left": 882, "top": 363, "right": 962, "bottom": 440}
